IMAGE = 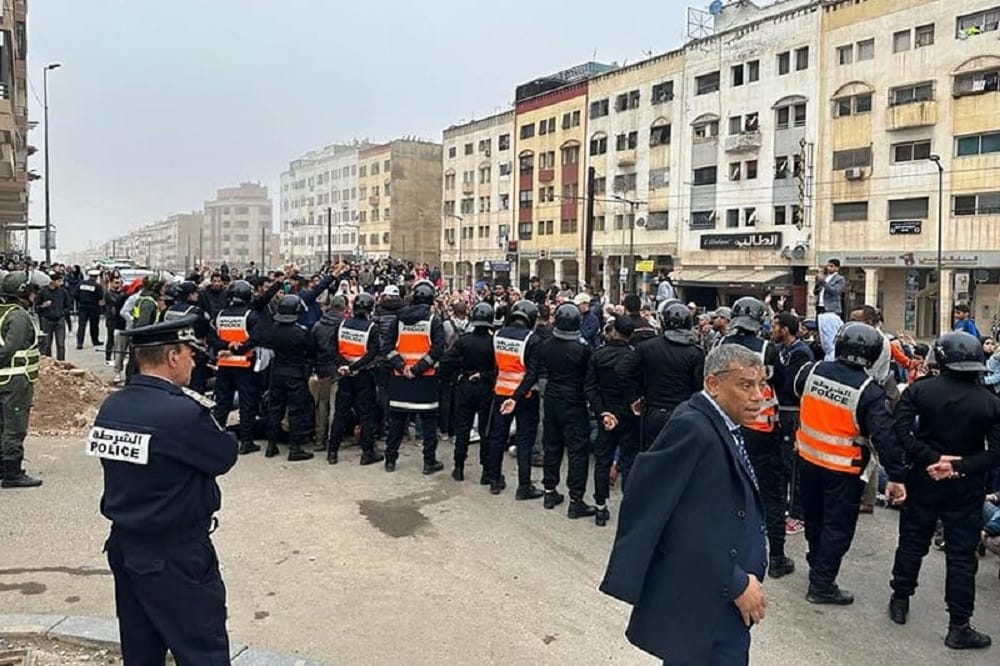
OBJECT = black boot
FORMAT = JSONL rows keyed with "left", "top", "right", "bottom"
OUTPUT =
{"left": 451, "top": 465, "right": 464, "bottom": 481}
{"left": 945, "top": 624, "right": 992, "bottom": 650}
{"left": 360, "top": 450, "right": 384, "bottom": 466}
{"left": 327, "top": 450, "right": 339, "bottom": 465}
{"left": 888, "top": 595, "right": 909, "bottom": 625}
{"left": 479, "top": 470, "right": 491, "bottom": 486}
{"left": 287, "top": 445, "right": 313, "bottom": 462}
{"left": 490, "top": 475, "right": 507, "bottom": 495}
{"left": 423, "top": 460, "right": 444, "bottom": 475}
{"left": 768, "top": 555, "right": 795, "bottom": 579}
{"left": 385, "top": 459, "right": 397, "bottom": 472}
{"left": 543, "top": 490, "right": 565, "bottom": 510}
{"left": 1, "top": 461, "right": 42, "bottom": 489}
{"left": 265, "top": 442, "right": 279, "bottom": 458}
{"left": 567, "top": 500, "right": 597, "bottom": 519}
{"left": 806, "top": 585, "right": 854, "bottom": 606}
{"left": 515, "top": 484, "right": 544, "bottom": 500}
{"left": 239, "top": 441, "right": 261, "bottom": 455}
{"left": 595, "top": 506, "right": 610, "bottom": 526}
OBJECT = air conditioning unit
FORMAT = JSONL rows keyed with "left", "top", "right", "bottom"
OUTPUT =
{"left": 845, "top": 167, "right": 865, "bottom": 181}
{"left": 634, "top": 217, "right": 647, "bottom": 228}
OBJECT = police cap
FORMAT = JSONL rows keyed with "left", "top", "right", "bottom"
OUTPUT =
{"left": 121, "top": 315, "right": 204, "bottom": 352}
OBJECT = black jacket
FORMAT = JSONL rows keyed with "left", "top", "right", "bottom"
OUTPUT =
{"left": 77, "top": 278, "right": 103, "bottom": 308}
{"left": 585, "top": 339, "right": 640, "bottom": 419}
{"left": 539, "top": 335, "right": 590, "bottom": 405}
{"left": 311, "top": 310, "right": 346, "bottom": 378}
{"left": 635, "top": 334, "right": 705, "bottom": 412}
{"left": 36, "top": 285, "right": 74, "bottom": 323}
{"left": 199, "top": 288, "right": 229, "bottom": 319}
{"left": 265, "top": 322, "right": 315, "bottom": 379}
{"left": 439, "top": 328, "right": 496, "bottom": 384}
{"left": 776, "top": 338, "right": 814, "bottom": 407}
{"left": 373, "top": 297, "right": 404, "bottom": 357}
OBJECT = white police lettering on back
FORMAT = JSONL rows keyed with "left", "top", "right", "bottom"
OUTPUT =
{"left": 86, "top": 427, "right": 151, "bottom": 465}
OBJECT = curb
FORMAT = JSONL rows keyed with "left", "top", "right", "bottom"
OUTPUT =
{"left": 0, "top": 614, "right": 327, "bottom": 665}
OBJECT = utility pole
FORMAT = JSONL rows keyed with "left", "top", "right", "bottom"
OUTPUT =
{"left": 326, "top": 207, "right": 333, "bottom": 265}
{"left": 584, "top": 166, "right": 596, "bottom": 288}
{"left": 613, "top": 194, "right": 645, "bottom": 295}
{"left": 43, "top": 63, "right": 62, "bottom": 265}
{"left": 260, "top": 225, "right": 266, "bottom": 270}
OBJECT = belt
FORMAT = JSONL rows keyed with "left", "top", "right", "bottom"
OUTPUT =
{"left": 111, "top": 519, "right": 215, "bottom": 546}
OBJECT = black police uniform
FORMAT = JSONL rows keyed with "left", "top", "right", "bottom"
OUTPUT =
{"left": 635, "top": 332, "right": 705, "bottom": 450}
{"left": 76, "top": 275, "right": 103, "bottom": 348}
{"left": 264, "top": 314, "right": 316, "bottom": 461}
{"left": 93, "top": 318, "right": 237, "bottom": 665}
{"left": 585, "top": 337, "right": 640, "bottom": 502}
{"left": 327, "top": 314, "right": 382, "bottom": 463}
{"left": 439, "top": 326, "right": 496, "bottom": 477}
{"left": 165, "top": 299, "right": 215, "bottom": 394}
{"left": 890, "top": 371, "right": 1000, "bottom": 630}
{"left": 211, "top": 301, "right": 264, "bottom": 453}
{"left": 775, "top": 337, "right": 814, "bottom": 520}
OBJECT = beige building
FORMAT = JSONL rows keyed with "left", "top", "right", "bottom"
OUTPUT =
{"left": 91, "top": 212, "right": 202, "bottom": 273}
{"left": 357, "top": 139, "right": 442, "bottom": 263}
{"left": 0, "top": 1, "right": 28, "bottom": 251}
{"left": 817, "top": 0, "right": 1000, "bottom": 335}
{"left": 202, "top": 182, "right": 279, "bottom": 269}
{"left": 441, "top": 111, "right": 515, "bottom": 288}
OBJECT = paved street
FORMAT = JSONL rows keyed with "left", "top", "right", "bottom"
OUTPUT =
{"left": 0, "top": 344, "right": 998, "bottom": 664}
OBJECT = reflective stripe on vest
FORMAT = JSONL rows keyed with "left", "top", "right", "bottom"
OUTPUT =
{"left": 216, "top": 310, "right": 253, "bottom": 368}
{"left": 163, "top": 305, "right": 195, "bottom": 322}
{"left": 394, "top": 317, "right": 434, "bottom": 375}
{"left": 338, "top": 319, "right": 373, "bottom": 363}
{"left": 130, "top": 296, "right": 159, "bottom": 323}
{"left": 796, "top": 367, "right": 871, "bottom": 474}
{"left": 494, "top": 328, "right": 531, "bottom": 397}
{"left": 0, "top": 304, "right": 40, "bottom": 384}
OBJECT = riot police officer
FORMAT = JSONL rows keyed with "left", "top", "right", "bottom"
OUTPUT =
{"left": 888, "top": 332, "right": 1000, "bottom": 650}
{"left": 93, "top": 316, "right": 238, "bottom": 664}
{"left": 75, "top": 268, "right": 104, "bottom": 349}
{"left": 164, "top": 281, "right": 214, "bottom": 393}
{"left": 439, "top": 301, "right": 496, "bottom": 481}
{"left": 794, "top": 322, "right": 907, "bottom": 605}
{"left": 721, "top": 297, "right": 794, "bottom": 578}
{"left": 327, "top": 292, "right": 383, "bottom": 466}
{"left": 484, "top": 299, "right": 544, "bottom": 499}
{"left": 539, "top": 303, "right": 594, "bottom": 518}
{"left": 0, "top": 271, "right": 45, "bottom": 488}
{"left": 211, "top": 280, "right": 264, "bottom": 455}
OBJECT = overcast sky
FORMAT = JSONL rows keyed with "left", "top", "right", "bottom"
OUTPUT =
{"left": 28, "top": 0, "right": 704, "bottom": 256}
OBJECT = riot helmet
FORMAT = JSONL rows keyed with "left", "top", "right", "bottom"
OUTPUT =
{"left": 730, "top": 297, "right": 766, "bottom": 333}
{"left": 412, "top": 280, "right": 436, "bottom": 306}
{"left": 834, "top": 322, "right": 884, "bottom": 369}
{"left": 509, "top": 299, "right": 538, "bottom": 328}
{"left": 552, "top": 303, "right": 582, "bottom": 340}
{"left": 934, "top": 331, "right": 987, "bottom": 372}
{"left": 469, "top": 302, "right": 494, "bottom": 329}
{"left": 274, "top": 294, "right": 303, "bottom": 323}
{"left": 353, "top": 292, "right": 375, "bottom": 317}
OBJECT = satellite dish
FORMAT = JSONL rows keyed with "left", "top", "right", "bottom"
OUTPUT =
{"left": 709, "top": 0, "right": 724, "bottom": 16}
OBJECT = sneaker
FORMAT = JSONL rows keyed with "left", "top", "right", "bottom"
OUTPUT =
{"left": 945, "top": 624, "right": 992, "bottom": 650}
{"left": 543, "top": 490, "right": 565, "bottom": 510}
{"left": 359, "top": 451, "right": 384, "bottom": 466}
{"left": 768, "top": 555, "right": 795, "bottom": 579}
{"left": 567, "top": 501, "right": 597, "bottom": 519}
{"left": 515, "top": 484, "right": 543, "bottom": 500}
{"left": 806, "top": 585, "right": 854, "bottom": 606}
{"left": 595, "top": 506, "right": 610, "bottom": 527}
{"left": 785, "top": 518, "right": 805, "bottom": 535}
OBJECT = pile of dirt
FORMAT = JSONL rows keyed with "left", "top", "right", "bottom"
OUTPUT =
{"left": 0, "top": 638, "right": 119, "bottom": 665}
{"left": 29, "top": 357, "right": 112, "bottom": 437}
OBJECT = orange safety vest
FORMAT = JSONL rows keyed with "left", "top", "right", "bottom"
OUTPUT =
{"left": 796, "top": 365, "right": 871, "bottom": 475}
{"left": 216, "top": 310, "right": 253, "bottom": 369}
{"left": 747, "top": 342, "right": 778, "bottom": 433}
{"left": 494, "top": 328, "right": 531, "bottom": 397}
{"left": 338, "top": 319, "right": 373, "bottom": 364}
{"left": 393, "top": 317, "right": 435, "bottom": 376}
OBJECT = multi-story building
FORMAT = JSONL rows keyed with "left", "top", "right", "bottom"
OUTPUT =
{"left": 817, "top": 0, "right": 1000, "bottom": 335}
{"left": 586, "top": 51, "right": 686, "bottom": 300}
{"left": 202, "top": 182, "right": 278, "bottom": 268}
{"left": 0, "top": 1, "right": 29, "bottom": 250}
{"left": 441, "top": 111, "right": 515, "bottom": 288}
{"left": 279, "top": 142, "right": 366, "bottom": 267}
{"left": 90, "top": 212, "right": 202, "bottom": 273}
{"left": 357, "top": 139, "right": 443, "bottom": 263}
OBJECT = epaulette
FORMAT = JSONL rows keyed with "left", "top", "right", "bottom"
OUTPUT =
{"left": 181, "top": 386, "right": 216, "bottom": 410}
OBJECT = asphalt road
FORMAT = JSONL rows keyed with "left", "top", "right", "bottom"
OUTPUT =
{"left": 1, "top": 342, "right": 999, "bottom": 665}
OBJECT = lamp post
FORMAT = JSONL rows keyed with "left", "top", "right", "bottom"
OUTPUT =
{"left": 928, "top": 154, "right": 944, "bottom": 334}
{"left": 43, "top": 62, "right": 62, "bottom": 265}
{"left": 445, "top": 213, "right": 464, "bottom": 288}
{"left": 613, "top": 195, "right": 645, "bottom": 296}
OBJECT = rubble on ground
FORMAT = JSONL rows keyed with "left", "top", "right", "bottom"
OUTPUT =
{"left": 0, "top": 638, "right": 119, "bottom": 665}
{"left": 29, "top": 357, "right": 112, "bottom": 437}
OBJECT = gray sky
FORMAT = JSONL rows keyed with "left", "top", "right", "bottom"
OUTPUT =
{"left": 29, "top": 0, "right": 697, "bottom": 256}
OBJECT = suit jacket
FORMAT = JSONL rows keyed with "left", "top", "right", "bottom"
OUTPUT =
{"left": 814, "top": 272, "right": 846, "bottom": 314}
{"left": 600, "top": 392, "right": 767, "bottom": 664}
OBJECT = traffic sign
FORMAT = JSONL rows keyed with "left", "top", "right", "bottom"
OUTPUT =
{"left": 635, "top": 259, "right": 654, "bottom": 272}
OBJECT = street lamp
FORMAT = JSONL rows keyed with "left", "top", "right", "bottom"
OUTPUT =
{"left": 928, "top": 154, "right": 944, "bottom": 334}
{"left": 612, "top": 195, "right": 645, "bottom": 295}
{"left": 43, "top": 62, "right": 62, "bottom": 265}
{"left": 445, "top": 213, "right": 463, "bottom": 288}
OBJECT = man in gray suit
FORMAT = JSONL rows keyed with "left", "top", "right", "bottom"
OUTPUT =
{"left": 814, "top": 259, "right": 846, "bottom": 361}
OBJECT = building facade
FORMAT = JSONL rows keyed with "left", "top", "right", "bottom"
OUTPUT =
{"left": 0, "top": 1, "right": 29, "bottom": 252}
{"left": 202, "top": 182, "right": 278, "bottom": 269}
{"left": 440, "top": 111, "right": 515, "bottom": 288}
{"left": 90, "top": 212, "right": 202, "bottom": 273}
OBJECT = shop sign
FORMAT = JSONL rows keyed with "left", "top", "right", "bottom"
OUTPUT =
{"left": 822, "top": 251, "right": 1000, "bottom": 268}
{"left": 700, "top": 232, "right": 782, "bottom": 251}
{"left": 888, "top": 220, "right": 922, "bottom": 235}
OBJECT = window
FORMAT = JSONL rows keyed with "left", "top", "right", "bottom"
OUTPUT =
{"left": 855, "top": 93, "right": 872, "bottom": 113}
{"left": 359, "top": 166, "right": 367, "bottom": 177}
{"left": 593, "top": 176, "right": 607, "bottom": 194}
{"left": 774, "top": 206, "right": 787, "bottom": 226}
{"left": 590, "top": 98, "right": 609, "bottom": 118}
{"left": 499, "top": 162, "right": 512, "bottom": 177}
{"left": 384, "top": 207, "right": 391, "bottom": 220}
{"left": 519, "top": 154, "right": 534, "bottom": 173}
{"left": 519, "top": 190, "right": 533, "bottom": 208}
{"left": 629, "top": 90, "right": 640, "bottom": 109}
{"left": 744, "top": 207, "right": 757, "bottom": 227}
{"left": 915, "top": 23, "right": 935, "bottom": 47}
{"left": 590, "top": 135, "right": 608, "bottom": 155}
{"left": 594, "top": 215, "right": 606, "bottom": 231}
{"left": 539, "top": 119, "right": 548, "bottom": 135}
{"left": 956, "top": 131, "right": 1000, "bottom": 156}
{"left": 728, "top": 115, "right": 742, "bottom": 135}
{"left": 520, "top": 124, "right": 535, "bottom": 139}
{"left": 538, "top": 151, "right": 555, "bottom": 169}
{"left": 729, "top": 162, "right": 742, "bottom": 181}
{"left": 691, "top": 211, "right": 716, "bottom": 229}
{"left": 478, "top": 140, "right": 490, "bottom": 154}
{"left": 889, "top": 197, "right": 930, "bottom": 219}
{"left": 893, "top": 29, "right": 911, "bottom": 52}
{"left": 547, "top": 117, "right": 555, "bottom": 133}
{"left": 696, "top": 71, "right": 720, "bottom": 95}
{"left": 747, "top": 60, "right": 759, "bottom": 82}
{"left": 693, "top": 166, "right": 718, "bottom": 186}
{"left": 833, "top": 147, "right": 872, "bottom": 170}
{"left": 775, "top": 104, "right": 804, "bottom": 130}
{"left": 499, "top": 194, "right": 510, "bottom": 210}
{"left": 613, "top": 173, "right": 637, "bottom": 192}
{"left": 693, "top": 120, "right": 719, "bottom": 139}
{"left": 857, "top": 38, "right": 875, "bottom": 60}
{"left": 518, "top": 222, "right": 533, "bottom": 240}
{"left": 460, "top": 198, "right": 474, "bottom": 215}
{"left": 731, "top": 64, "right": 744, "bottom": 87}
{"left": 837, "top": 45, "right": 853, "bottom": 65}
{"left": 499, "top": 134, "right": 511, "bottom": 150}
{"left": 615, "top": 93, "right": 628, "bottom": 112}
{"left": 777, "top": 51, "right": 790, "bottom": 75}
{"left": 478, "top": 197, "right": 490, "bottom": 213}
{"left": 649, "top": 167, "right": 669, "bottom": 189}
{"left": 835, "top": 93, "right": 872, "bottom": 117}
{"left": 954, "top": 69, "right": 999, "bottom": 96}
{"left": 746, "top": 160, "right": 758, "bottom": 179}
{"left": 892, "top": 140, "right": 932, "bottom": 163}
{"left": 726, "top": 209, "right": 740, "bottom": 228}
{"left": 372, "top": 208, "right": 380, "bottom": 221}
{"left": 562, "top": 113, "right": 572, "bottom": 130}
{"left": 954, "top": 192, "right": 1000, "bottom": 215}
{"left": 650, "top": 124, "right": 671, "bottom": 146}
{"left": 462, "top": 169, "right": 475, "bottom": 184}
{"left": 443, "top": 200, "right": 455, "bottom": 216}
{"left": 652, "top": 81, "right": 674, "bottom": 104}
{"left": 795, "top": 46, "right": 809, "bottom": 71}
{"left": 889, "top": 81, "right": 933, "bottom": 106}
{"left": 957, "top": 7, "right": 1000, "bottom": 37}
{"left": 480, "top": 166, "right": 491, "bottom": 183}
{"left": 560, "top": 219, "right": 578, "bottom": 234}
{"left": 832, "top": 202, "right": 868, "bottom": 221}
{"left": 572, "top": 110, "right": 581, "bottom": 126}
{"left": 775, "top": 156, "right": 789, "bottom": 179}
{"left": 616, "top": 131, "right": 638, "bottom": 150}
{"left": 561, "top": 145, "right": 579, "bottom": 165}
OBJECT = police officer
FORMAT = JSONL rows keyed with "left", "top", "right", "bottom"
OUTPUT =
{"left": 539, "top": 303, "right": 594, "bottom": 518}
{"left": 327, "top": 292, "right": 383, "bottom": 466}
{"left": 888, "top": 332, "right": 1000, "bottom": 649}
{"left": 0, "top": 271, "right": 45, "bottom": 488}
{"left": 93, "top": 316, "right": 237, "bottom": 664}
{"left": 632, "top": 301, "right": 704, "bottom": 454}
{"left": 75, "top": 268, "right": 104, "bottom": 350}
{"left": 439, "top": 301, "right": 496, "bottom": 481}
{"left": 484, "top": 299, "right": 544, "bottom": 499}
{"left": 622, "top": 294, "right": 656, "bottom": 345}
{"left": 383, "top": 280, "right": 446, "bottom": 474}
{"left": 211, "top": 280, "right": 263, "bottom": 455}
{"left": 585, "top": 315, "right": 640, "bottom": 524}
{"left": 721, "top": 297, "right": 794, "bottom": 578}
{"left": 164, "top": 281, "right": 214, "bottom": 393}
{"left": 794, "top": 322, "right": 907, "bottom": 605}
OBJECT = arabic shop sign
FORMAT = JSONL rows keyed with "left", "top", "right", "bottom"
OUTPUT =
{"left": 822, "top": 251, "right": 1000, "bottom": 268}
{"left": 700, "top": 232, "right": 782, "bottom": 251}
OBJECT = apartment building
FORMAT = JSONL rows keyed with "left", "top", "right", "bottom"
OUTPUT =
{"left": 280, "top": 142, "right": 366, "bottom": 267}
{"left": 0, "top": 1, "right": 28, "bottom": 248}
{"left": 441, "top": 111, "right": 515, "bottom": 288}
{"left": 91, "top": 212, "right": 202, "bottom": 273}
{"left": 202, "top": 182, "right": 278, "bottom": 268}
{"left": 585, "top": 51, "right": 686, "bottom": 300}
{"left": 357, "top": 139, "right": 443, "bottom": 263}
{"left": 817, "top": 0, "right": 1000, "bottom": 335}
{"left": 513, "top": 62, "right": 616, "bottom": 288}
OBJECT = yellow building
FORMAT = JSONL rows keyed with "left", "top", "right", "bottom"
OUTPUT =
{"left": 818, "top": 0, "right": 1000, "bottom": 335}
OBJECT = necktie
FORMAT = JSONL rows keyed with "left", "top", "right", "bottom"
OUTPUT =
{"left": 731, "top": 427, "right": 759, "bottom": 490}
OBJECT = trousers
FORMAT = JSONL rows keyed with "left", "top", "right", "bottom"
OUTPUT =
{"left": 211, "top": 367, "right": 259, "bottom": 444}
{"left": 744, "top": 427, "right": 787, "bottom": 558}
{"left": 890, "top": 472, "right": 982, "bottom": 625}
{"left": 385, "top": 409, "right": 438, "bottom": 464}
{"left": 641, "top": 406, "right": 673, "bottom": 452}
{"left": 77, "top": 307, "right": 102, "bottom": 347}
{"left": 542, "top": 397, "right": 591, "bottom": 501}
{"left": 105, "top": 532, "right": 229, "bottom": 666}
{"left": 778, "top": 409, "right": 803, "bottom": 519}
{"left": 39, "top": 318, "right": 66, "bottom": 361}
{"left": 594, "top": 414, "right": 636, "bottom": 503}
{"left": 451, "top": 378, "right": 492, "bottom": 468}
{"left": 799, "top": 458, "right": 865, "bottom": 591}
{"left": 329, "top": 372, "right": 377, "bottom": 454}
{"left": 267, "top": 374, "right": 313, "bottom": 447}
{"left": 0, "top": 378, "right": 32, "bottom": 463}
{"left": 105, "top": 320, "right": 117, "bottom": 362}
{"left": 485, "top": 393, "right": 539, "bottom": 487}
{"left": 309, "top": 375, "right": 334, "bottom": 446}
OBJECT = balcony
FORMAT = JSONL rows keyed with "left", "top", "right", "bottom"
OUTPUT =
{"left": 538, "top": 168, "right": 555, "bottom": 183}
{"left": 617, "top": 149, "right": 637, "bottom": 167}
{"left": 368, "top": 195, "right": 380, "bottom": 207}
{"left": 886, "top": 100, "right": 937, "bottom": 131}
{"left": 462, "top": 182, "right": 475, "bottom": 195}
{"left": 724, "top": 131, "right": 762, "bottom": 154}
